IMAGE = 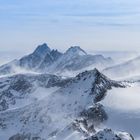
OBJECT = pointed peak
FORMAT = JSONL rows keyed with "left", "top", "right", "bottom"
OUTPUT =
{"left": 75, "top": 68, "right": 103, "bottom": 80}
{"left": 50, "top": 49, "right": 63, "bottom": 59}
{"left": 33, "top": 43, "right": 51, "bottom": 55}
{"left": 93, "top": 68, "right": 100, "bottom": 74}
{"left": 65, "top": 46, "right": 87, "bottom": 56}
{"left": 51, "top": 49, "right": 61, "bottom": 54}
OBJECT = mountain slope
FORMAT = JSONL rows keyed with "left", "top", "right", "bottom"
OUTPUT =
{"left": 43, "top": 46, "right": 113, "bottom": 75}
{"left": 0, "top": 60, "right": 19, "bottom": 75}
{"left": 19, "top": 43, "right": 52, "bottom": 69}
{"left": 0, "top": 44, "right": 113, "bottom": 76}
{"left": 19, "top": 43, "right": 63, "bottom": 70}
{"left": 39, "top": 49, "right": 62, "bottom": 70}
{"left": 0, "top": 69, "right": 126, "bottom": 140}
{"left": 0, "top": 73, "right": 64, "bottom": 111}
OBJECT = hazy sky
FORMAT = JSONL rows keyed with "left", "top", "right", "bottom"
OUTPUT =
{"left": 0, "top": 0, "right": 140, "bottom": 53}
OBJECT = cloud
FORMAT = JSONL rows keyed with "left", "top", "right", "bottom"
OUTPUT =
{"left": 0, "top": 0, "right": 140, "bottom": 52}
{"left": 0, "top": 0, "right": 140, "bottom": 27}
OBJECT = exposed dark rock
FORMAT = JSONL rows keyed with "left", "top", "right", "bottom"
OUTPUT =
{"left": 9, "top": 133, "right": 44, "bottom": 140}
{"left": 80, "top": 104, "right": 108, "bottom": 126}
{"left": 85, "top": 129, "right": 134, "bottom": 140}
{"left": 90, "top": 69, "right": 125, "bottom": 102}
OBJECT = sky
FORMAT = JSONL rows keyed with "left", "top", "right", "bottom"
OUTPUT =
{"left": 0, "top": 0, "right": 140, "bottom": 55}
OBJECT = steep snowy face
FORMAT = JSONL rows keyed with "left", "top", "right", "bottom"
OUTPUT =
{"left": 19, "top": 43, "right": 52, "bottom": 69}
{"left": 18, "top": 43, "right": 63, "bottom": 71}
{"left": 103, "top": 56, "right": 140, "bottom": 79}
{"left": 33, "top": 43, "right": 51, "bottom": 56}
{"left": 38, "top": 49, "right": 63, "bottom": 70}
{"left": 50, "top": 49, "right": 63, "bottom": 60}
{"left": 69, "top": 69, "right": 124, "bottom": 103}
{"left": 0, "top": 69, "right": 124, "bottom": 140}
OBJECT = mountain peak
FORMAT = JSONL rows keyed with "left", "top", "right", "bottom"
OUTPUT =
{"left": 66, "top": 46, "right": 87, "bottom": 56}
{"left": 70, "top": 68, "right": 124, "bottom": 103}
{"left": 33, "top": 43, "right": 51, "bottom": 56}
{"left": 50, "top": 49, "right": 63, "bottom": 57}
{"left": 51, "top": 49, "right": 61, "bottom": 54}
{"left": 75, "top": 68, "right": 101, "bottom": 80}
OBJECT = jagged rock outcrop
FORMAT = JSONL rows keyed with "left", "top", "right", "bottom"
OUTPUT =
{"left": 85, "top": 129, "right": 134, "bottom": 140}
{"left": 9, "top": 133, "right": 44, "bottom": 140}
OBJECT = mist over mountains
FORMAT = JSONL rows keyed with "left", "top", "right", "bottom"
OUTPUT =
{"left": 0, "top": 43, "right": 139, "bottom": 140}
{"left": 0, "top": 43, "right": 113, "bottom": 76}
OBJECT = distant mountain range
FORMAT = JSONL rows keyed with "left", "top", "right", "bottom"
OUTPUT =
{"left": 0, "top": 43, "right": 113, "bottom": 76}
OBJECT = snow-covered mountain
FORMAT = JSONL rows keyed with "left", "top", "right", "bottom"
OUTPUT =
{"left": 0, "top": 43, "right": 136, "bottom": 140}
{"left": 0, "top": 73, "right": 63, "bottom": 111}
{"left": 39, "top": 49, "right": 62, "bottom": 70}
{"left": 103, "top": 56, "right": 140, "bottom": 79}
{"left": 0, "top": 69, "right": 132, "bottom": 140}
{"left": 45, "top": 46, "right": 113, "bottom": 76}
{"left": 19, "top": 43, "right": 63, "bottom": 71}
{"left": 20, "top": 43, "right": 52, "bottom": 69}
{"left": 0, "top": 43, "right": 113, "bottom": 76}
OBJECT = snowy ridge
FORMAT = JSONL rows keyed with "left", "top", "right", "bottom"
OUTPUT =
{"left": 19, "top": 43, "right": 62, "bottom": 70}
{"left": 0, "top": 44, "right": 135, "bottom": 140}
{"left": 0, "top": 69, "right": 131, "bottom": 140}
{"left": 0, "top": 43, "right": 113, "bottom": 76}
